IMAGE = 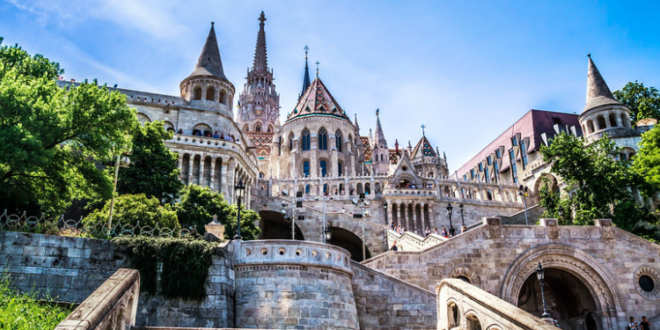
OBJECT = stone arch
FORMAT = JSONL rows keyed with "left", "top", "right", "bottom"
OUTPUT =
{"left": 255, "top": 123, "right": 262, "bottom": 132}
{"left": 267, "top": 125, "right": 273, "bottom": 133}
{"left": 621, "top": 113, "right": 631, "bottom": 128}
{"left": 206, "top": 86, "right": 215, "bottom": 101}
{"left": 258, "top": 210, "right": 304, "bottom": 240}
{"left": 446, "top": 298, "right": 461, "bottom": 329}
{"left": 597, "top": 115, "right": 607, "bottom": 130}
{"left": 193, "top": 123, "right": 212, "bottom": 136}
{"left": 356, "top": 183, "right": 363, "bottom": 195}
{"left": 533, "top": 173, "right": 560, "bottom": 196}
{"left": 193, "top": 86, "right": 203, "bottom": 100}
{"left": 500, "top": 244, "right": 622, "bottom": 323}
{"left": 163, "top": 121, "right": 175, "bottom": 132}
{"left": 587, "top": 120, "right": 595, "bottom": 134}
{"left": 136, "top": 113, "right": 151, "bottom": 125}
{"left": 465, "top": 312, "right": 483, "bottom": 330}
{"left": 448, "top": 265, "right": 482, "bottom": 288}
{"left": 219, "top": 89, "right": 227, "bottom": 104}
{"left": 243, "top": 124, "right": 249, "bottom": 132}
{"left": 609, "top": 113, "right": 618, "bottom": 127}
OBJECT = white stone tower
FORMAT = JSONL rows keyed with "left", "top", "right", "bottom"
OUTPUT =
{"left": 237, "top": 11, "right": 280, "bottom": 134}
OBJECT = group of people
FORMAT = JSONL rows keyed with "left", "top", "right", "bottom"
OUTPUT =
{"left": 184, "top": 129, "right": 237, "bottom": 142}
{"left": 390, "top": 224, "right": 456, "bottom": 238}
{"left": 628, "top": 316, "right": 652, "bottom": 330}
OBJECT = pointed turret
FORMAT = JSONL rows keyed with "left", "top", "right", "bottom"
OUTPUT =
{"left": 374, "top": 109, "right": 387, "bottom": 148}
{"left": 288, "top": 77, "right": 351, "bottom": 122}
{"left": 253, "top": 12, "right": 268, "bottom": 72}
{"left": 584, "top": 54, "right": 621, "bottom": 113}
{"left": 301, "top": 46, "right": 311, "bottom": 98}
{"left": 354, "top": 114, "right": 360, "bottom": 132}
{"left": 187, "top": 22, "right": 228, "bottom": 81}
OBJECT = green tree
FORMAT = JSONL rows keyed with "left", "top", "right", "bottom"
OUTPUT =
{"left": 84, "top": 194, "right": 180, "bottom": 236}
{"left": 613, "top": 81, "right": 660, "bottom": 123}
{"left": 0, "top": 40, "right": 137, "bottom": 214}
{"left": 632, "top": 124, "right": 660, "bottom": 195}
{"left": 176, "top": 184, "right": 261, "bottom": 240}
{"left": 116, "top": 121, "right": 183, "bottom": 204}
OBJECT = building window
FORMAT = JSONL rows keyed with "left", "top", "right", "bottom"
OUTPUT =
{"left": 509, "top": 148, "right": 518, "bottom": 184}
{"left": 336, "top": 130, "right": 343, "bottom": 152}
{"left": 470, "top": 169, "right": 475, "bottom": 179}
{"left": 487, "top": 156, "right": 492, "bottom": 165}
{"left": 255, "top": 123, "right": 261, "bottom": 132}
{"left": 494, "top": 161, "right": 499, "bottom": 183}
{"left": 552, "top": 117, "right": 562, "bottom": 126}
{"left": 320, "top": 160, "right": 327, "bottom": 177}
{"left": 289, "top": 133, "right": 294, "bottom": 151}
{"left": 511, "top": 137, "right": 518, "bottom": 146}
{"left": 485, "top": 167, "right": 490, "bottom": 183}
{"left": 303, "top": 161, "right": 310, "bottom": 177}
{"left": 478, "top": 163, "right": 483, "bottom": 172}
{"left": 496, "top": 149, "right": 501, "bottom": 158}
{"left": 463, "top": 175, "right": 467, "bottom": 181}
{"left": 301, "top": 129, "right": 311, "bottom": 151}
{"left": 206, "top": 86, "right": 215, "bottom": 101}
{"left": 520, "top": 139, "right": 528, "bottom": 169}
{"left": 305, "top": 184, "right": 310, "bottom": 194}
{"left": 318, "top": 128, "right": 328, "bottom": 150}
{"left": 338, "top": 162, "right": 343, "bottom": 176}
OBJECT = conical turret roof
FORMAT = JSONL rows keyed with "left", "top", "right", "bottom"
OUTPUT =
{"left": 374, "top": 110, "right": 387, "bottom": 147}
{"left": 287, "top": 77, "right": 351, "bottom": 122}
{"left": 186, "top": 23, "right": 228, "bottom": 81}
{"left": 583, "top": 55, "right": 621, "bottom": 113}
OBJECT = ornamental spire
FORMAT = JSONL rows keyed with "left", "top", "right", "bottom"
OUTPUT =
{"left": 252, "top": 11, "right": 268, "bottom": 72}
{"left": 374, "top": 109, "right": 387, "bottom": 147}
{"left": 583, "top": 54, "right": 621, "bottom": 113}
{"left": 300, "top": 45, "right": 311, "bottom": 99}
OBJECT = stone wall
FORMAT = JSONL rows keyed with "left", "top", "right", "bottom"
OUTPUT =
{"left": 0, "top": 231, "right": 235, "bottom": 328}
{"left": 351, "top": 261, "right": 436, "bottom": 330}
{"left": 234, "top": 240, "right": 359, "bottom": 330}
{"left": 362, "top": 218, "right": 660, "bottom": 330}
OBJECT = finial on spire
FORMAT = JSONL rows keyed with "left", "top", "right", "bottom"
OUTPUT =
{"left": 300, "top": 46, "right": 311, "bottom": 98}
{"left": 587, "top": 53, "right": 591, "bottom": 58}
{"left": 315, "top": 61, "right": 320, "bottom": 77}
{"left": 304, "top": 45, "right": 309, "bottom": 59}
{"left": 211, "top": 22, "right": 214, "bottom": 27}
{"left": 376, "top": 108, "right": 380, "bottom": 116}
{"left": 259, "top": 11, "right": 266, "bottom": 24}
{"left": 421, "top": 124, "right": 426, "bottom": 136}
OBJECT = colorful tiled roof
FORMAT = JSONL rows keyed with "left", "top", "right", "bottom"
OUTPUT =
{"left": 361, "top": 136, "right": 373, "bottom": 163}
{"left": 287, "top": 77, "right": 350, "bottom": 122}
{"left": 245, "top": 132, "right": 273, "bottom": 158}
{"left": 410, "top": 136, "right": 436, "bottom": 159}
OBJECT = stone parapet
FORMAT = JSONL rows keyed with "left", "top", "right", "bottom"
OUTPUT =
{"left": 387, "top": 229, "right": 447, "bottom": 251}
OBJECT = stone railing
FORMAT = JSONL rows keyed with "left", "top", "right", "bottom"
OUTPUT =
{"left": 55, "top": 268, "right": 140, "bottom": 330}
{"left": 235, "top": 239, "right": 353, "bottom": 275}
{"left": 382, "top": 187, "right": 437, "bottom": 197}
{"left": 436, "top": 279, "right": 555, "bottom": 330}
{"left": 387, "top": 230, "right": 447, "bottom": 251}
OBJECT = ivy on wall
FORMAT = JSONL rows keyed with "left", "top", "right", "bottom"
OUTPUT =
{"left": 112, "top": 236, "right": 215, "bottom": 300}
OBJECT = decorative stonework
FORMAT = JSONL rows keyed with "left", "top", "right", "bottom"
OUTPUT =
{"left": 540, "top": 218, "right": 559, "bottom": 239}
{"left": 634, "top": 265, "right": 660, "bottom": 301}
{"left": 485, "top": 217, "right": 501, "bottom": 238}
{"left": 448, "top": 265, "right": 481, "bottom": 288}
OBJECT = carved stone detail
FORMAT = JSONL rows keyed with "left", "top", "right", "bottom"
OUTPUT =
{"left": 448, "top": 265, "right": 482, "bottom": 288}
{"left": 634, "top": 264, "right": 660, "bottom": 300}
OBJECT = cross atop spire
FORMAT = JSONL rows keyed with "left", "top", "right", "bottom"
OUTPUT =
{"left": 421, "top": 124, "right": 426, "bottom": 136}
{"left": 252, "top": 11, "right": 268, "bottom": 72}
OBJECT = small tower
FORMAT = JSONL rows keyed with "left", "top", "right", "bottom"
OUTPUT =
{"left": 578, "top": 55, "right": 633, "bottom": 143}
{"left": 237, "top": 12, "right": 280, "bottom": 134}
{"left": 180, "top": 22, "right": 235, "bottom": 117}
{"left": 372, "top": 109, "right": 390, "bottom": 175}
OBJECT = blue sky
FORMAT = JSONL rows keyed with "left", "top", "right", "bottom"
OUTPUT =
{"left": 2, "top": 0, "right": 659, "bottom": 172}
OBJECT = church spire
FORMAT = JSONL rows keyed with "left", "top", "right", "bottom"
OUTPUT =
{"left": 584, "top": 54, "right": 621, "bottom": 113}
{"left": 300, "top": 45, "right": 311, "bottom": 98}
{"left": 253, "top": 11, "right": 268, "bottom": 72}
{"left": 374, "top": 109, "right": 387, "bottom": 147}
{"left": 188, "top": 22, "right": 228, "bottom": 81}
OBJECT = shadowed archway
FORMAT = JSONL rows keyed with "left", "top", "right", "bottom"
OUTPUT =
{"left": 258, "top": 210, "right": 304, "bottom": 240}
{"left": 328, "top": 227, "right": 371, "bottom": 262}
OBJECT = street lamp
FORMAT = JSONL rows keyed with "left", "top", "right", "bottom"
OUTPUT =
{"left": 383, "top": 201, "right": 388, "bottom": 227}
{"left": 446, "top": 202, "right": 455, "bottom": 237}
{"left": 536, "top": 262, "right": 552, "bottom": 321}
{"left": 281, "top": 196, "right": 297, "bottom": 241}
{"left": 234, "top": 179, "right": 245, "bottom": 240}
{"left": 352, "top": 193, "right": 368, "bottom": 260}
{"left": 519, "top": 185, "right": 529, "bottom": 225}
{"left": 325, "top": 219, "right": 333, "bottom": 242}
{"left": 108, "top": 154, "right": 130, "bottom": 235}
{"left": 459, "top": 202, "right": 466, "bottom": 233}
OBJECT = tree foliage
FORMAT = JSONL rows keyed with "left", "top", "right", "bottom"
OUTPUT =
{"left": 613, "top": 81, "right": 660, "bottom": 124}
{"left": 632, "top": 124, "right": 660, "bottom": 195}
{"left": 176, "top": 184, "right": 260, "bottom": 240}
{"left": 84, "top": 194, "right": 180, "bottom": 235}
{"left": 0, "top": 40, "right": 137, "bottom": 214}
{"left": 116, "top": 121, "right": 183, "bottom": 204}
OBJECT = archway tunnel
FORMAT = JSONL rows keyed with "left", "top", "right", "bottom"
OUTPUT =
{"left": 327, "top": 227, "right": 371, "bottom": 262}
{"left": 258, "top": 210, "right": 304, "bottom": 240}
{"left": 517, "top": 268, "right": 599, "bottom": 330}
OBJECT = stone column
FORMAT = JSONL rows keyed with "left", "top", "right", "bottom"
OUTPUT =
{"left": 187, "top": 154, "right": 194, "bottom": 185}
{"left": 220, "top": 159, "right": 228, "bottom": 194}
{"left": 209, "top": 157, "right": 216, "bottom": 191}
{"left": 199, "top": 154, "right": 206, "bottom": 186}
{"left": 226, "top": 161, "right": 235, "bottom": 202}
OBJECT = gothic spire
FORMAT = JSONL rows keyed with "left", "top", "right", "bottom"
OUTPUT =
{"left": 374, "top": 109, "right": 387, "bottom": 147}
{"left": 188, "top": 22, "right": 228, "bottom": 81}
{"left": 584, "top": 54, "right": 621, "bottom": 113}
{"left": 300, "top": 45, "right": 311, "bottom": 98}
{"left": 252, "top": 11, "right": 268, "bottom": 72}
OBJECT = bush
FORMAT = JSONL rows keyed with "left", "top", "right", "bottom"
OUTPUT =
{"left": 84, "top": 194, "right": 180, "bottom": 237}
{"left": 0, "top": 275, "right": 72, "bottom": 329}
{"left": 113, "top": 236, "right": 215, "bottom": 300}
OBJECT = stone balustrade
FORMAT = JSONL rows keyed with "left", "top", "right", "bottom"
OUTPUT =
{"left": 436, "top": 279, "right": 556, "bottom": 330}
{"left": 55, "top": 268, "right": 140, "bottom": 330}
{"left": 387, "top": 229, "right": 447, "bottom": 251}
{"left": 383, "top": 187, "right": 437, "bottom": 197}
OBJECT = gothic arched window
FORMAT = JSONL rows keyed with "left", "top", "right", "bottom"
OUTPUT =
{"left": 301, "top": 129, "right": 311, "bottom": 151}
{"left": 267, "top": 125, "right": 273, "bottom": 133}
{"left": 336, "top": 130, "right": 343, "bottom": 152}
{"left": 243, "top": 124, "right": 249, "bottom": 132}
{"left": 206, "top": 86, "right": 215, "bottom": 101}
{"left": 219, "top": 90, "right": 227, "bottom": 104}
{"left": 255, "top": 123, "right": 262, "bottom": 132}
{"left": 320, "top": 160, "right": 327, "bottom": 177}
{"left": 303, "top": 161, "right": 310, "bottom": 177}
{"left": 318, "top": 128, "right": 328, "bottom": 150}
{"left": 194, "top": 86, "right": 202, "bottom": 100}
{"left": 288, "top": 133, "right": 294, "bottom": 151}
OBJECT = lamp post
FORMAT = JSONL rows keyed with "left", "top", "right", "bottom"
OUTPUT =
{"left": 108, "top": 154, "right": 130, "bottom": 235}
{"left": 383, "top": 201, "right": 388, "bottom": 227}
{"left": 446, "top": 202, "right": 454, "bottom": 237}
{"left": 519, "top": 185, "right": 529, "bottom": 225}
{"left": 360, "top": 193, "right": 366, "bottom": 261}
{"left": 536, "top": 262, "right": 552, "bottom": 322}
{"left": 281, "top": 196, "right": 297, "bottom": 241}
{"left": 234, "top": 179, "right": 245, "bottom": 240}
{"left": 325, "top": 219, "right": 333, "bottom": 243}
{"left": 459, "top": 202, "right": 466, "bottom": 233}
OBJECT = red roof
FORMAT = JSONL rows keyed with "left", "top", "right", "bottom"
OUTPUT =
{"left": 455, "top": 110, "right": 580, "bottom": 176}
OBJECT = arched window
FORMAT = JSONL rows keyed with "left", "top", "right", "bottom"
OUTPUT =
{"left": 267, "top": 125, "right": 273, "bottom": 133}
{"left": 303, "top": 161, "right": 310, "bottom": 177}
{"left": 597, "top": 115, "right": 607, "bottom": 130}
{"left": 243, "top": 124, "right": 249, "bottom": 132}
{"left": 255, "top": 123, "right": 262, "bottom": 132}
{"left": 323, "top": 183, "right": 328, "bottom": 195}
{"left": 206, "top": 86, "right": 215, "bottom": 101}
{"left": 301, "top": 129, "right": 311, "bottom": 151}
{"left": 219, "top": 90, "right": 227, "bottom": 104}
{"left": 318, "top": 128, "right": 328, "bottom": 150}
{"left": 136, "top": 113, "right": 151, "bottom": 125}
{"left": 320, "top": 160, "right": 327, "bottom": 177}
{"left": 289, "top": 133, "right": 294, "bottom": 151}
{"left": 609, "top": 113, "right": 618, "bottom": 127}
{"left": 338, "top": 161, "right": 343, "bottom": 177}
{"left": 336, "top": 130, "right": 343, "bottom": 152}
{"left": 192, "top": 123, "right": 212, "bottom": 136}
{"left": 587, "top": 120, "right": 595, "bottom": 134}
{"left": 305, "top": 184, "right": 310, "bottom": 194}
{"left": 621, "top": 113, "right": 631, "bottom": 128}
{"left": 194, "top": 86, "right": 202, "bottom": 100}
